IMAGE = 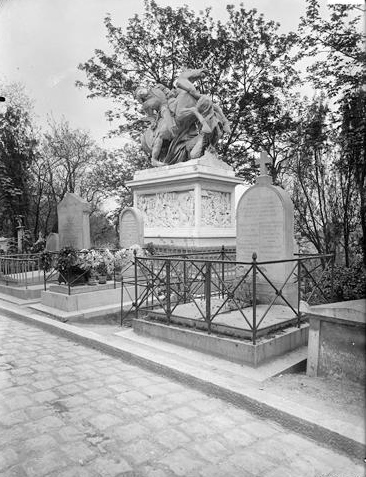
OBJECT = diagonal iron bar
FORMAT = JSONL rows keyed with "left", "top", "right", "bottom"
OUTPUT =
{"left": 255, "top": 265, "right": 299, "bottom": 319}
{"left": 301, "top": 262, "right": 330, "bottom": 303}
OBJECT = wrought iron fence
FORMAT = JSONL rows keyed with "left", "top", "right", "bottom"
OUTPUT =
{"left": 0, "top": 253, "right": 43, "bottom": 288}
{"left": 130, "top": 251, "right": 335, "bottom": 344}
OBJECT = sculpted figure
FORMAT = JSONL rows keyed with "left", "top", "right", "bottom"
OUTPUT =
{"left": 136, "top": 69, "right": 230, "bottom": 166}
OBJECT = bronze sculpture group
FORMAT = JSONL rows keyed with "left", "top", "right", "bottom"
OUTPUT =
{"left": 136, "top": 69, "right": 230, "bottom": 166}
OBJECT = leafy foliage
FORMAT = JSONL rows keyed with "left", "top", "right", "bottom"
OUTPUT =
{"left": 0, "top": 82, "right": 38, "bottom": 236}
{"left": 298, "top": 0, "right": 365, "bottom": 98}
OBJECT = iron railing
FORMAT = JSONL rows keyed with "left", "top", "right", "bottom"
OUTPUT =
{"left": 131, "top": 251, "right": 334, "bottom": 344}
{"left": 0, "top": 253, "right": 43, "bottom": 288}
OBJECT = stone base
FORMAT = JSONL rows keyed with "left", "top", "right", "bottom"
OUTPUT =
{"left": 127, "top": 154, "right": 243, "bottom": 248}
{"left": 41, "top": 282, "right": 132, "bottom": 312}
{"left": 48, "top": 283, "right": 115, "bottom": 295}
{"left": 133, "top": 317, "right": 309, "bottom": 367}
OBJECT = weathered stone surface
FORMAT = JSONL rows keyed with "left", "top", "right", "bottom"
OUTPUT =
{"left": 45, "top": 232, "right": 59, "bottom": 251}
{"left": 306, "top": 300, "right": 366, "bottom": 383}
{"left": 236, "top": 172, "right": 297, "bottom": 305}
{"left": 57, "top": 193, "right": 90, "bottom": 250}
{"left": 127, "top": 153, "right": 242, "bottom": 247}
{"left": 119, "top": 207, "right": 144, "bottom": 248}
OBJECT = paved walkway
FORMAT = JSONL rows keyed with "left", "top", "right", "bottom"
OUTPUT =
{"left": 0, "top": 315, "right": 363, "bottom": 477}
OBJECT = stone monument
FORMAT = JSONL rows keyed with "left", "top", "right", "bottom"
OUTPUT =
{"left": 57, "top": 193, "right": 91, "bottom": 250}
{"left": 128, "top": 68, "right": 243, "bottom": 248}
{"left": 236, "top": 151, "right": 297, "bottom": 305}
{"left": 119, "top": 207, "right": 144, "bottom": 248}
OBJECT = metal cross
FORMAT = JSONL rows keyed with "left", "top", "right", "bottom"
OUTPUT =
{"left": 256, "top": 150, "right": 270, "bottom": 176}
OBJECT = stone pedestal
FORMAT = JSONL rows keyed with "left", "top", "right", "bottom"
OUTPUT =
{"left": 236, "top": 174, "right": 297, "bottom": 306}
{"left": 127, "top": 154, "right": 243, "bottom": 248}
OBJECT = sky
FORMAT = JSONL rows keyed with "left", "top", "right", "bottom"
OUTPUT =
{"left": 0, "top": 0, "right": 312, "bottom": 149}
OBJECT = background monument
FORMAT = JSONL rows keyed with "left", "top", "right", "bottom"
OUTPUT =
{"left": 119, "top": 207, "right": 144, "bottom": 248}
{"left": 57, "top": 193, "right": 91, "bottom": 250}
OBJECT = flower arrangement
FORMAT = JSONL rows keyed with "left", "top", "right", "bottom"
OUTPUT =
{"left": 79, "top": 249, "right": 101, "bottom": 272}
{"left": 56, "top": 246, "right": 79, "bottom": 274}
{"left": 113, "top": 248, "right": 128, "bottom": 271}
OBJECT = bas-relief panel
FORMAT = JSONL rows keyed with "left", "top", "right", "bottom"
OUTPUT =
{"left": 137, "top": 191, "right": 195, "bottom": 228}
{"left": 201, "top": 190, "right": 232, "bottom": 227}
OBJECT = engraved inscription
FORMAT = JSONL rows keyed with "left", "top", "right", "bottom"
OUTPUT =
{"left": 137, "top": 191, "right": 195, "bottom": 228}
{"left": 120, "top": 212, "right": 139, "bottom": 247}
{"left": 59, "top": 215, "right": 80, "bottom": 248}
{"left": 201, "top": 190, "right": 231, "bottom": 227}
{"left": 237, "top": 188, "right": 285, "bottom": 263}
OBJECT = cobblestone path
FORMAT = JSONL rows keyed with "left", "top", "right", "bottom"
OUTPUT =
{"left": 0, "top": 315, "right": 363, "bottom": 477}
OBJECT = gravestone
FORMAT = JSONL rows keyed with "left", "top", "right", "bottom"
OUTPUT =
{"left": 0, "top": 237, "right": 9, "bottom": 253}
{"left": 45, "top": 233, "right": 60, "bottom": 252}
{"left": 236, "top": 151, "right": 297, "bottom": 306}
{"left": 58, "top": 193, "right": 91, "bottom": 250}
{"left": 119, "top": 207, "right": 144, "bottom": 248}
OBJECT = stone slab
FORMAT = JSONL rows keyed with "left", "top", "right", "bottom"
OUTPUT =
{"left": 306, "top": 299, "right": 366, "bottom": 324}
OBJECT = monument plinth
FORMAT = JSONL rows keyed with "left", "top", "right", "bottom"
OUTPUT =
{"left": 236, "top": 152, "right": 297, "bottom": 306}
{"left": 127, "top": 154, "right": 243, "bottom": 248}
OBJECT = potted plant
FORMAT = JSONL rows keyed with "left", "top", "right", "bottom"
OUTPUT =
{"left": 96, "top": 260, "right": 108, "bottom": 284}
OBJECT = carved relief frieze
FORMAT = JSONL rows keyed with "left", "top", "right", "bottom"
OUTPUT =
{"left": 137, "top": 190, "right": 195, "bottom": 228}
{"left": 201, "top": 190, "right": 231, "bottom": 227}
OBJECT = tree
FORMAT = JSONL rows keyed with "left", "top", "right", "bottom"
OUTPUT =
{"left": 90, "top": 211, "right": 117, "bottom": 248}
{"left": 298, "top": 0, "right": 366, "bottom": 266}
{"left": 298, "top": 0, "right": 365, "bottom": 98}
{"left": 77, "top": 1, "right": 299, "bottom": 180}
{"left": 87, "top": 143, "right": 151, "bottom": 218}
{"left": 339, "top": 90, "right": 366, "bottom": 266}
{"left": 33, "top": 118, "right": 107, "bottom": 234}
{"left": 288, "top": 96, "right": 360, "bottom": 267}
{"left": 0, "top": 81, "right": 38, "bottom": 237}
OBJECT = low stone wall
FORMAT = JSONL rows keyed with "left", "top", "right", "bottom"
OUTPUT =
{"left": 306, "top": 300, "right": 366, "bottom": 384}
